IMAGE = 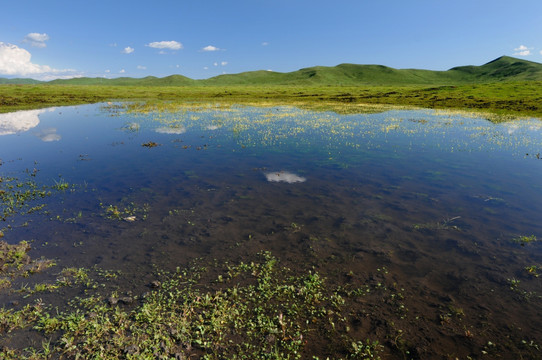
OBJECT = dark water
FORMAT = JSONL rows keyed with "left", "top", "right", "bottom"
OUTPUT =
{"left": 2, "top": 103, "right": 542, "bottom": 357}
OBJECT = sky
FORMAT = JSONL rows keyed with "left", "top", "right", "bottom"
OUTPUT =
{"left": 1, "top": 0, "right": 542, "bottom": 80}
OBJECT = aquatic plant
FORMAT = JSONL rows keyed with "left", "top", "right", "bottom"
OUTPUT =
{"left": 0, "top": 252, "right": 383, "bottom": 359}
{"left": 513, "top": 234, "right": 538, "bottom": 246}
{"left": 0, "top": 241, "right": 55, "bottom": 290}
{"left": 141, "top": 141, "right": 160, "bottom": 148}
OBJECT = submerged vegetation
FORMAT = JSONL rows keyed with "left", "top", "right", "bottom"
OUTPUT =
{"left": 1, "top": 90, "right": 542, "bottom": 358}
{"left": 0, "top": 252, "right": 385, "bottom": 359}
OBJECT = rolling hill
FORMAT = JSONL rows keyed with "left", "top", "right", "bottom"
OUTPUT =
{"left": 0, "top": 78, "right": 43, "bottom": 84}
{"left": 2, "top": 56, "right": 541, "bottom": 86}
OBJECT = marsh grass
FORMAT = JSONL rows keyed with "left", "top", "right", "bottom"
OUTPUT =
{"left": 1, "top": 82, "right": 541, "bottom": 119}
{"left": 0, "top": 252, "right": 383, "bottom": 359}
{"left": 513, "top": 235, "right": 538, "bottom": 246}
{"left": 0, "top": 167, "right": 74, "bottom": 234}
{"left": 0, "top": 240, "right": 55, "bottom": 291}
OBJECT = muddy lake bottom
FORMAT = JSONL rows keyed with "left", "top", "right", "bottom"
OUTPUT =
{"left": 1, "top": 103, "right": 542, "bottom": 359}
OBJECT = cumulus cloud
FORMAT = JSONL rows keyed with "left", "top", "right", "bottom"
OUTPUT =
{"left": 137, "top": 65, "right": 146, "bottom": 70}
{"left": 146, "top": 41, "right": 183, "bottom": 50}
{"left": 202, "top": 45, "right": 220, "bottom": 52}
{"left": 119, "top": 69, "right": 126, "bottom": 73}
{"left": 261, "top": 42, "right": 269, "bottom": 46}
{"left": 0, "top": 42, "right": 78, "bottom": 79}
{"left": 221, "top": 61, "right": 228, "bottom": 66}
{"left": 265, "top": 171, "right": 306, "bottom": 183}
{"left": 0, "top": 42, "right": 53, "bottom": 75}
{"left": 122, "top": 46, "right": 134, "bottom": 54}
{"left": 514, "top": 45, "right": 532, "bottom": 56}
{"left": 23, "top": 33, "right": 50, "bottom": 48}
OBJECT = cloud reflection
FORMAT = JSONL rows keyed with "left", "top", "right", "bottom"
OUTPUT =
{"left": 35, "top": 127, "right": 61, "bottom": 142}
{"left": 155, "top": 126, "right": 186, "bottom": 134}
{"left": 265, "top": 171, "right": 306, "bottom": 183}
{"left": 0, "top": 109, "right": 46, "bottom": 135}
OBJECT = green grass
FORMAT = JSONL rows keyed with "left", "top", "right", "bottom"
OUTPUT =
{"left": 0, "top": 252, "right": 383, "bottom": 359}
{"left": 1, "top": 81, "right": 541, "bottom": 119}
{"left": 1, "top": 55, "right": 541, "bottom": 118}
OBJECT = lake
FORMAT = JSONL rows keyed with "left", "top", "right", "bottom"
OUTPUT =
{"left": 1, "top": 103, "right": 542, "bottom": 359}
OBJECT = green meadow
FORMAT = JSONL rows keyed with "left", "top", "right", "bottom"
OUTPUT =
{"left": 1, "top": 82, "right": 542, "bottom": 120}
{"left": 1, "top": 56, "right": 542, "bottom": 119}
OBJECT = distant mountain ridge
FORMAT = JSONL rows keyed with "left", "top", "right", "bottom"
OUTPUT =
{"left": 2, "top": 56, "right": 541, "bottom": 86}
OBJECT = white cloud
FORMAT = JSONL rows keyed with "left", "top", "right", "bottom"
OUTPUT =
{"left": 221, "top": 61, "right": 228, "bottom": 66}
{"left": 203, "top": 66, "right": 209, "bottom": 70}
{"left": 0, "top": 42, "right": 51, "bottom": 75}
{"left": 23, "top": 33, "right": 50, "bottom": 48}
{"left": 262, "top": 42, "right": 269, "bottom": 46}
{"left": 514, "top": 45, "right": 532, "bottom": 56}
{"left": 146, "top": 41, "right": 183, "bottom": 50}
{"left": 0, "top": 42, "right": 78, "bottom": 79}
{"left": 122, "top": 46, "right": 134, "bottom": 54}
{"left": 137, "top": 65, "right": 146, "bottom": 70}
{"left": 119, "top": 69, "right": 126, "bottom": 73}
{"left": 213, "top": 62, "right": 218, "bottom": 66}
{"left": 202, "top": 45, "right": 220, "bottom": 52}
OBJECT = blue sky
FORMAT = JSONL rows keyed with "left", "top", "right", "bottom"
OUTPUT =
{"left": 1, "top": 0, "right": 542, "bottom": 80}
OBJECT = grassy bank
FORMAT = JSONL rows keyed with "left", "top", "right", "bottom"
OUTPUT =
{"left": 1, "top": 82, "right": 541, "bottom": 119}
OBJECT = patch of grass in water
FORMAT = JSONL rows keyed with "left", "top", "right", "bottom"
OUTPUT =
{"left": 0, "top": 240, "right": 55, "bottom": 291}
{"left": 0, "top": 251, "right": 383, "bottom": 359}
{"left": 512, "top": 234, "right": 538, "bottom": 246}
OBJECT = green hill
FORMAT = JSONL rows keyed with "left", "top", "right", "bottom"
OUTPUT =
{"left": 47, "top": 75, "right": 195, "bottom": 86}
{"left": 450, "top": 56, "right": 542, "bottom": 81}
{"left": 200, "top": 56, "right": 542, "bottom": 85}
{"left": 2, "top": 56, "right": 542, "bottom": 86}
{"left": 0, "top": 78, "right": 43, "bottom": 84}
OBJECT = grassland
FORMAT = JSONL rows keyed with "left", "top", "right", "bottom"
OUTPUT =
{"left": 1, "top": 81, "right": 542, "bottom": 120}
{"left": 2, "top": 56, "right": 541, "bottom": 119}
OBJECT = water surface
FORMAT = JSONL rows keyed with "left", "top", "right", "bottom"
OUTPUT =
{"left": 2, "top": 103, "right": 542, "bottom": 358}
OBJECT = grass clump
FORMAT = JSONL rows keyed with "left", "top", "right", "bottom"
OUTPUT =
{"left": 0, "top": 241, "right": 55, "bottom": 289}
{"left": 512, "top": 234, "right": 538, "bottom": 246}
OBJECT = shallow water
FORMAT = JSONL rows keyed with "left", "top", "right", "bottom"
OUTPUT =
{"left": 2, "top": 103, "right": 542, "bottom": 357}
